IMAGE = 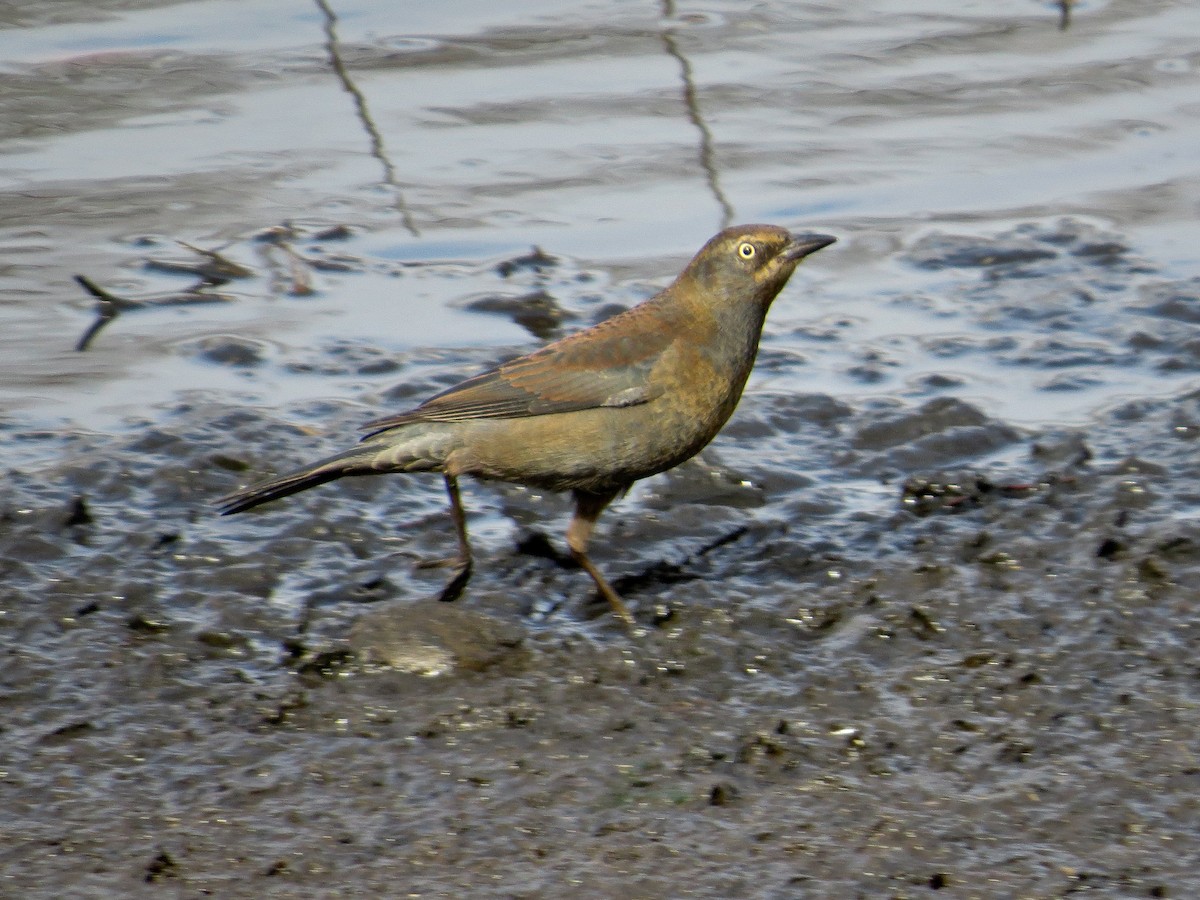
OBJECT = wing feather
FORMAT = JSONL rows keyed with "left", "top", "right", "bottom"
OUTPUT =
{"left": 361, "top": 300, "right": 676, "bottom": 438}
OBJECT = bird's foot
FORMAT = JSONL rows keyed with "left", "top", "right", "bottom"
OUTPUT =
{"left": 431, "top": 558, "right": 472, "bottom": 603}
{"left": 598, "top": 588, "right": 640, "bottom": 632}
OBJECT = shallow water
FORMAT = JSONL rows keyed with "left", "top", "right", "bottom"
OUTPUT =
{"left": 4, "top": 0, "right": 1200, "bottom": 430}
{"left": 5, "top": 2, "right": 1200, "bottom": 897}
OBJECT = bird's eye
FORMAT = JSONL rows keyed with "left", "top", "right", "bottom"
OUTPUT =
{"left": 737, "top": 242, "right": 756, "bottom": 259}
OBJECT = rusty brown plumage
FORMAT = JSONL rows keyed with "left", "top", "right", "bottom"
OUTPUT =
{"left": 216, "top": 224, "right": 835, "bottom": 626}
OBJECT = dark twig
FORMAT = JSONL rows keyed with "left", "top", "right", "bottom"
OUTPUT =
{"left": 1058, "top": 0, "right": 1074, "bottom": 30}
{"left": 314, "top": 0, "right": 420, "bottom": 235}
{"left": 73, "top": 275, "right": 141, "bottom": 351}
{"left": 72, "top": 273, "right": 235, "bottom": 352}
{"left": 660, "top": 0, "right": 735, "bottom": 229}
{"left": 176, "top": 241, "right": 255, "bottom": 279}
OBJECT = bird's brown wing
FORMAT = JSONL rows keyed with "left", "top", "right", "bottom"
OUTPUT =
{"left": 360, "top": 303, "right": 675, "bottom": 438}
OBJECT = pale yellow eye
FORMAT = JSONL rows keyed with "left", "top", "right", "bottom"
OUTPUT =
{"left": 737, "top": 242, "right": 756, "bottom": 260}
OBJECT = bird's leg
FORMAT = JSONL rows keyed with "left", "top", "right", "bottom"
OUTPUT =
{"left": 567, "top": 489, "right": 635, "bottom": 627}
{"left": 416, "top": 474, "right": 474, "bottom": 602}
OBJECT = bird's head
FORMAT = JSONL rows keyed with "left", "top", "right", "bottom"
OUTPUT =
{"left": 682, "top": 224, "right": 836, "bottom": 309}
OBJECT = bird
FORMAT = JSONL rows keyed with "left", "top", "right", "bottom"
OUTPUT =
{"left": 216, "top": 224, "right": 836, "bottom": 626}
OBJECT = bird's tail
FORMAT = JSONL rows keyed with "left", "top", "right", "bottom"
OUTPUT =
{"left": 216, "top": 423, "right": 457, "bottom": 516}
{"left": 214, "top": 447, "right": 366, "bottom": 516}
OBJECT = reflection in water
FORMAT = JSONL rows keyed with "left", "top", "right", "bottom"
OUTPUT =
{"left": 1058, "top": 1, "right": 1074, "bottom": 31}
{"left": 72, "top": 270, "right": 236, "bottom": 352}
{"left": 73, "top": 276, "right": 134, "bottom": 352}
{"left": 6, "top": 0, "right": 1200, "bottom": 429}
{"left": 660, "top": 1, "right": 734, "bottom": 230}
{"left": 314, "top": 0, "right": 420, "bottom": 236}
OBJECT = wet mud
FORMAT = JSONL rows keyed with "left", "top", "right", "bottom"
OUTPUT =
{"left": 4, "top": 222, "right": 1200, "bottom": 898}
{"left": 6, "top": 0, "right": 1200, "bottom": 896}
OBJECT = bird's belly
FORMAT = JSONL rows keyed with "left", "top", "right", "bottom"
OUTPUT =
{"left": 445, "top": 402, "right": 725, "bottom": 494}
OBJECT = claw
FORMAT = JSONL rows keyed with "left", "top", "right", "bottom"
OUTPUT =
{"left": 436, "top": 559, "right": 473, "bottom": 603}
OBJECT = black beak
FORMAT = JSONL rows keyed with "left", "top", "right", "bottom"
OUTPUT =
{"left": 785, "top": 232, "right": 837, "bottom": 261}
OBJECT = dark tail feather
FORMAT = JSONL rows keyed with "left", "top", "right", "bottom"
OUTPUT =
{"left": 215, "top": 450, "right": 366, "bottom": 516}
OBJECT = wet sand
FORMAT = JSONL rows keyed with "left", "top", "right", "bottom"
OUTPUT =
{"left": 4, "top": 2, "right": 1200, "bottom": 897}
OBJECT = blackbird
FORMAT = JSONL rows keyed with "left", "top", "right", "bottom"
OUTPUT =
{"left": 216, "top": 224, "right": 835, "bottom": 625}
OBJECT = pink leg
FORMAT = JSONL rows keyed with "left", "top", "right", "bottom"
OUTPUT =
{"left": 567, "top": 489, "right": 634, "bottom": 626}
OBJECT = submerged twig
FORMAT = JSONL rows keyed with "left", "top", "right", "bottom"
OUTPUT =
{"left": 72, "top": 275, "right": 141, "bottom": 351}
{"left": 253, "top": 226, "right": 318, "bottom": 296}
{"left": 1058, "top": 0, "right": 1074, "bottom": 30}
{"left": 660, "top": 0, "right": 735, "bottom": 229}
{"left": 314, "top": 0, "right": 420, "bottom": 235}
{"left": 176, "top": 241, "right": 255, "bottom": 279}
{"left": 72, "top": 274, "right": 235, "bottom": 352}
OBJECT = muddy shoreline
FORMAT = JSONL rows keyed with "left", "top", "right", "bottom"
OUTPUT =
{"left": 5, "top": 222, "right": 1200, "bottom": 897}
{"left": 6, "top": 1, "right": 1200, "bottom": 895}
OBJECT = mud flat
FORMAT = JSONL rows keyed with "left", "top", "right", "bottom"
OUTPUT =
{"left": 3, "top": 221, "right": 1199, "bottom": 897}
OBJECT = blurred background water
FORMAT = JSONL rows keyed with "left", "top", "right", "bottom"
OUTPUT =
{"left": 2, "top": 0, "right": 1199, "bottom": 432}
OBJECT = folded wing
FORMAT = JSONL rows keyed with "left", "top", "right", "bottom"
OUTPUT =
{"left": 361, "top": 302, "right": 675, "bottom": 438}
